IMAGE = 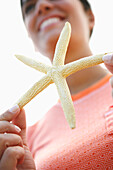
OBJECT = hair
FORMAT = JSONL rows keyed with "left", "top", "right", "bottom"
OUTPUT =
{"left": 79, "top": 0, "right": 93, "bottom": 37}
{"left": 79, "top": 0, "right": 91, "bottom": 11}
{"left": 20, "top": 0, "right": 91, "bottom": 10}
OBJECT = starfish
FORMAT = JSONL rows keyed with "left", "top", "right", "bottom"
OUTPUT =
{"left": 15, "top": 22, "right": 108, "bottom": 129}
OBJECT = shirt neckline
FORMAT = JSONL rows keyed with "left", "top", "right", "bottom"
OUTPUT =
{"left": 58, "top": 74, "right": 111, "bottom": 102}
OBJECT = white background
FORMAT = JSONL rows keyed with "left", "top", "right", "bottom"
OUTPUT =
{"left": 0, "top": 1, "right": 113, "bottom": 126}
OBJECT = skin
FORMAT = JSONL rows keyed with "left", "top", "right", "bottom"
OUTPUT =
{"left": 22, "top": 0, "right": 108, "bottom": 94}
{"left": 0, "top": 108, "right": 36, "bottom": 170}
{"left": 0, "top": 0, "right": 113, "bottom": 169}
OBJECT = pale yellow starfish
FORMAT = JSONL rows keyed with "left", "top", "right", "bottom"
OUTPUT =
{"left": 15, "top": 22, "right": 108, "bottom": 129}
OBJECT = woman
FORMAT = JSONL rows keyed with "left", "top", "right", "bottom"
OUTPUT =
{"left": 0, "top": 0, "right": 113, "bottom": 169}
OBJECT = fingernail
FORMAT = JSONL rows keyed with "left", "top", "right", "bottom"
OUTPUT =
{"left": 9, "top": 104, "right": 20, "bottom": 114}
{"left": 15, "top": 125, "right": 21, "bottom": 133}
{"left": 102, "top": 54, "right": 113, "bottom": 64}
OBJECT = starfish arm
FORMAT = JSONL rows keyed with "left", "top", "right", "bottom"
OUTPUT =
{"left": 16, "top": 75, "right": 53, "bottom": 109}
{"left": 53, "top": 73, "right": 76, "bottom": 129}
{"left": 53, "top": 22, "right": 71, "bottom": 66}
{"left": 15, "top": 55, "right": 51, "bottom": 74}
{"left": 61, "top": 53, "right": 106, "bottom": 78}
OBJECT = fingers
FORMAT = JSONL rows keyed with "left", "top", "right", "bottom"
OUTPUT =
{"left": 102, "top": 53, "right": 113, "bottom": 74}
{"left": 12, "top": 108, "right": 26, "bottom": 130}
{"left": 0, "top": 146, "right": 25, "bottom": 170}
{"left": 0, "top": 133, "right": 23, "bottom": 159}
{"left": 12, "top": 108, "right": 27, "bottom": 146}
{"left": 103, "top": 53, "right": 113, "bottom": 65}
{"left": 110, "top": 76, "right": 113, "bottom": 88}
{"left": 0, "top": 104, "right": 27, "bottom": 149}
{"left": 0, "top": 104, "right": 20, "bottom": 122}
{"left": 0, "top": 106, "right": 26, "bottom": 169}
{"left": 109, "top": 76, "right": 113, "bottom": 98}
{"left": 0, "top": 121, "right": 21, "bottom": 134}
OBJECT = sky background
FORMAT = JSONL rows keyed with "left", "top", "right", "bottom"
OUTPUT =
{"left": 0, "top": 1, "right": 113, "bottom": 126}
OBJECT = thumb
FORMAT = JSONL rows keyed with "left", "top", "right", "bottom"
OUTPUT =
{"left": 103, "top": 53, "right": 113, "bottom": 74}
{"left": 12, "top": 108, "right": 27, "bottom": 146}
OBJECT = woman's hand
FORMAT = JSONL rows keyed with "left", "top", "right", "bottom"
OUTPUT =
{"left": 0, "top": 105, "right": 36, "bottom": 170}
{"left": 103, "top": 53, "right": 113, "bottom": 97}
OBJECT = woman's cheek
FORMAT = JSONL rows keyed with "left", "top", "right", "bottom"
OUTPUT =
{"left": 25, "top": 13, "right": 36, "bottom": 35}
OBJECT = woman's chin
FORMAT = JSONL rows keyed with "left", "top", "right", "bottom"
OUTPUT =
{"left": 36, "top": 21, "right": 68, "bottom": 59}
{"left": 38, "top": 29, "right": 61, "bottom": 59}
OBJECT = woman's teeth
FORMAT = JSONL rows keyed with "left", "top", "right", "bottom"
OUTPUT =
{"left": 40, "top": 17, "right": 60, "bottom": 30}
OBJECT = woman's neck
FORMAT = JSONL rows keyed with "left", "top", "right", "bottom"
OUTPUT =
{"left": 66, "top": 65, "right": 108, "bottom": 95}
{"left": 65, "top": 46, "right": 109, "bottom": 95}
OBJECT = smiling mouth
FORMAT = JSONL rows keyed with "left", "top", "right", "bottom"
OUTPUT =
{"left": 39, "top": 16, "right": 65, "bottom": 31}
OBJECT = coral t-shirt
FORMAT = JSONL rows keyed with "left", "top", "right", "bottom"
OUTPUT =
{"left": 27, "top": 74, "right": 113, "bottom": 169}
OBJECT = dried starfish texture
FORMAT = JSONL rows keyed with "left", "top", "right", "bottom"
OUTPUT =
{"left": 15, "top": 22, "right": 108, "bottom": 129}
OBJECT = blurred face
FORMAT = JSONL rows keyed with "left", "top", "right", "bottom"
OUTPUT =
{"left": 21, "top": 0, "right": 94, "bottom": 61}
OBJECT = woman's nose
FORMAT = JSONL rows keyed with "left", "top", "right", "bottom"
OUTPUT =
{"left": 36, "top": 0, "right": 53, "bottom": 16}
